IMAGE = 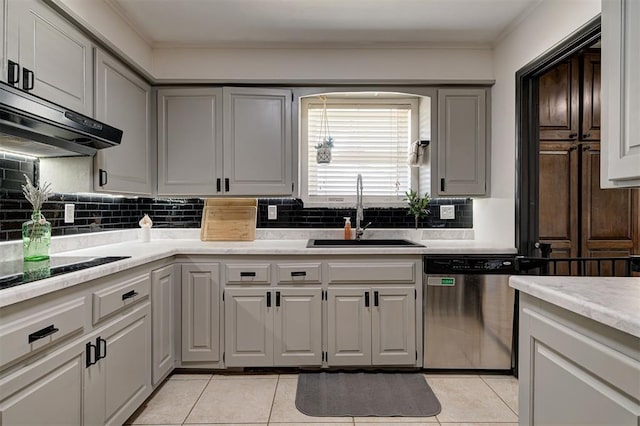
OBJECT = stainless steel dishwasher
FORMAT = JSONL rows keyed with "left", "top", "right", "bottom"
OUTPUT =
{"left": 423, "top": 255, "right": 517, "bottom": 371}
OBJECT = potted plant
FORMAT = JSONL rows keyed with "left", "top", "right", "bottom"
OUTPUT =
{"left": 21, "top": 175, "right": 54, "bottom": 261}
{"left": 404, "top": 189, "right": 430, "bottom": 229}
{"left": 315, "top": 136, "right": 334, "bottom": 164}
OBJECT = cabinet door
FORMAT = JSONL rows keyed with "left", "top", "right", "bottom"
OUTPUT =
{"left": 224, "top": 287, "right": 273, "bottom": 367}
{"left": 181, "top": 263, "right": 220, "bottom": 362}
{"left": 157, "top": 88, "right": 223, "bottom": 196}
{"left": 601, "top": 0, "right": 640, "bottom": 187}
{"left": 151, "top": 264, "right": 176, "bottom": 385}
{"left": 371, "top": 287, "right": 416, "bottom": 365}
{"left": 85, "top": 303, "right": 152, "bottom": 426}
{"left": 538, "top": 142, "right": 580, "bottom": 262}
{"left": 581, "top": 144, "right": 640, "bottom": 266}
{"left": 0, "top": 342, "right": 84, "bottom": 425}
{"left": 12, "top": 0, "right": 93, "bottom": 115}
{"left": 538, "top": 57, "right": 580, "bottom": 141}
{"left": 436, "top": 88, "right": 487, "bottom": 196}
{"left": 273, "top": 288, "right": 322, "bottom": 366}
{"left": 581, "top": 52, "right": 601, "bottom": 141}
{"left": 223, "top": 87, "right": 293, "bottom": 196}
{"left": 327, "top": 288, "right": 371, "bottom": 366}
{"left": 94, "top": 49, "right": 152, "bottom": 195}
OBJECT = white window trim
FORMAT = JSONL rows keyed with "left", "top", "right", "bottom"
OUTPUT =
{"left": 299, "top": 96, "right": 420, "bottom": 208}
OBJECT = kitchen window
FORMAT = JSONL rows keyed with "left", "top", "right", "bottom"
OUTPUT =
{"left": 299, "top": 95, "right": 423, "bottom": 207}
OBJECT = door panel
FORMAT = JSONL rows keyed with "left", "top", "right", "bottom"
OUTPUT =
{"left": 327, "top": 288, "right": 371, "bottom": 366}
{"left": 371, "top": 287, "right": 416, "bottom": 365}
{"left": 539, "top": 57, "right": 579, "bottom": 141}
{"left": 273, "top": 288, "right": 322, "bottom": 366}
{"left": 151, "top": 264, "right": 175, "bottom": 385}
{"left": 581, "top": 52, "right": 601, "bottom": 141}
{"left": 224, "top": 288, "right": 273, "bottom": 367}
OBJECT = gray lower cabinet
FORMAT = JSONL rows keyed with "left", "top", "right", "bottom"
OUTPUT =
{"left": 518, "top": 293, "right": 640, "bottom": 425}
{"left": 327, "top": 286, "right": 416, "bottom": 366}
{"left": 84, "top": 302, "right": 152, "bottom": 426}
{"left": 0, "top": 339, "right": 84, "bottom": 425}
{"left": 435, "top": 88, "right": 488, "bottom": 196}
{"left": 94, "top": 48, "right": 152, "bottom": 195}
{"left": 151, "top": 264, "right": 176, "bottom": 385}
{"left": 5, "top": 0, "right": 93, "bottom": 115}
{"left": 224, "top": 287, "right": 322, "bottom": 367}
{"left": 181, "top": 263, "right": 221, "bottom": 363}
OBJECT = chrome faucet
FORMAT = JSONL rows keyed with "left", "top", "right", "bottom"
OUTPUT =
{"left": 355, "top": 174, "right": 372, "bottom": 240}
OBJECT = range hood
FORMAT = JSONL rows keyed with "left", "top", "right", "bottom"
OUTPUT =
{"left": 0, "top": 82, "right": 122, "bottom": 157}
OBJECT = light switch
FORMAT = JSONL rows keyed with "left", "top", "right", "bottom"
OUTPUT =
{"left": 268, "top": 205, "right": 277, "bottom": 220}
{"left": 440, "top": 205, "right": 455, "bottom": 220}
{"left": 64, "top": 204, "right": 75, "bottom": 223}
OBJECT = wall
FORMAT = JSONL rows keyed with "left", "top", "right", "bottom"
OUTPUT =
{"left": 474, "top": 0, "right": 601, "bottom": 247}
{"left": 0, "top": 153, "right": 472, "bottom": 241}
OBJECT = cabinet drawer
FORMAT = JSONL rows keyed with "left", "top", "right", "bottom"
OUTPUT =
{"left": 0, "top": 298, "right": 85, "bottom": 369}
{"left": 92, "top": 274, "right": 150, "bottom": 324}
{"left": 327, "top": 262, "right": 415, "bottom": 283}
{"left": 225, "top": 264, "right": 271, "bottom": 284}
{"left": 276, "top": 263, "right": 321, "bottom": 284}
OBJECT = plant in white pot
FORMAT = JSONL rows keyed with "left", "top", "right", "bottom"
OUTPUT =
{"left": 404, "top": 189, "right": 430, "bottom": 229}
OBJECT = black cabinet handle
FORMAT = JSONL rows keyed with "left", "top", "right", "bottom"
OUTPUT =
{"left": 240, "top": 272, "right": 256, "bottom": 277}
{"left": 364, "top": 291, "right": 370, "bottom": 307}
{"left": 374, "top": 291, "right": 379, "bottom": 307}
{"left": 266, "top": 291, "right": 271, "bottom": 307}
{"left": 216, "top": 178, "right": 221, "bottom": 192}
{"left": 225, "top": 178, "right": 230, "bottom": 192}
{"left": 28, "top": 324, "right": 59, "bottom": 343}
{"left": 122, "top": 290, "right": 138, "bottom": 300}
{"left": 275, "top": 291, "right": 280, "bottom": 307}
{"left": 86, "top": 341, "right": 97, "bottom": 368}
{"left": 99, "top": 169, "right": 108, "bottom": 186}
{"left": 290, "top": 271, "right": 306, "bottom": 277}
{"left": 96, "top": 337, "right": 107, "bottom": 361}
{"left": 440, "top": 178, "right": 445, "bottom": 192}
{"left": 569, "top": 133, "right": 578, "bottom": 140}
{"left": 8, "top": 60, "right": 19, "bottom": 85}
{"left": 583, "top": 133, "right": 592, "bottom": 139}
{"left": 22, "top": 68, "right": 34, "bottom": 91}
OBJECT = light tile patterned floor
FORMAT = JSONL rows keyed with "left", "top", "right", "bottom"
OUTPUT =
{"left": 127, "top": 373, "right": 518, "bottom": 426}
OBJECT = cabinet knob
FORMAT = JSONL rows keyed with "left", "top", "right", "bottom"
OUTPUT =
{"left": 569, "top": 133, "right": 578, "bottom": 140}
{"left": 583, "top": 133, "right": 591, "bottom": 139}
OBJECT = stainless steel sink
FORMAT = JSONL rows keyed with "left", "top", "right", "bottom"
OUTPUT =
{"left": 306, "top": 239, "right": 423, "bottom": 248}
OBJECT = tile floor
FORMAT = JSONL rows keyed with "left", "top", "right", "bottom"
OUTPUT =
{"left": 127, "top": 373, "right": 519, "bottom": 426}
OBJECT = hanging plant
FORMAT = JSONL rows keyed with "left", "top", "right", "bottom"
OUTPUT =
{"left": 315, "top": 95, "right": 334, "bottom": 164}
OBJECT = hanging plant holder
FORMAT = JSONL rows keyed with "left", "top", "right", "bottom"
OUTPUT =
{"left": 315, "top": 95, "right": 334, "bottom": 164}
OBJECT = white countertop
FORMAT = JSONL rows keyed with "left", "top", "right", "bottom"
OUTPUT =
{"left": 510, "top": 275, "right": 640, "bottom": 338}
{"left": 0, "top": 229, "right": 517, "bottom": 307}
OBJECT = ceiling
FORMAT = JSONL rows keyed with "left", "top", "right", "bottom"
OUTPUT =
{"left": 110, "top": 0, "right": 540, "bottom": 48}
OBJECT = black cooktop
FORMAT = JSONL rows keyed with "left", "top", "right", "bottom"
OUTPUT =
{"left": 0, "top": 256, "right": 131, "bottom": 290}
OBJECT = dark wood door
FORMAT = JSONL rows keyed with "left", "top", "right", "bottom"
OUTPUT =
{"left": 580, "top": 143, "right": 640, "bottom": 265}
{"left": 538, "top": 142, "right": 579, "bottom": 260}
{"left": 581, "top": 51, "right": 601, "bottom": 141}
{"left": 539, "top": 57, "right": 579, "bottom": 141}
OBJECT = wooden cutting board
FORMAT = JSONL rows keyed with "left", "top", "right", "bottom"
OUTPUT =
{"left": 200, "top": 198, "right": 257, "bottom": 241}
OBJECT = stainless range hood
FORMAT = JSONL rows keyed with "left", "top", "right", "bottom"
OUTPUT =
{"left": 0, "top": 82, "right": 122, "bottom": 157}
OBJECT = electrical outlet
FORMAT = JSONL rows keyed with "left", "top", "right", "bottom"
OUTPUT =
{"left": 64, "top": 204, "right": 75, "bottom": 223}
{"left": 440, "top": 205, "right": 455, "bottom": 220}
{"left": 268, "top": 205, "right": 277, "bottom": 220}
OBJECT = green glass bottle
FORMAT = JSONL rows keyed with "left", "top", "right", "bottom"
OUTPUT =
{"left": 22, "top": 211, "right": 51, "bottom": 262}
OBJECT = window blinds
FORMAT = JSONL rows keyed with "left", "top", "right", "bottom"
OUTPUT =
{"left": 307, "top": 104, "right": 411, "bottom": 202}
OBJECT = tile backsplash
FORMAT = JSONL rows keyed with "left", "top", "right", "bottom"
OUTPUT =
{"left": 0, "top": 152, "right": 472, "bottom": 241}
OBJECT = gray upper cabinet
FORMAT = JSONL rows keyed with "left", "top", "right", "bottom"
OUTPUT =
{"left": 601, "top": 0, "right": 640, "bottom": 188}
{"left": 435, "top": 88, "right": 488, "bottom": 196}
{"left": 94, "top": 48, "right": 153, "bottom": 195}
{"left": 6, "top": 0, "right": 93, "bottom": 116}
{"left": 157, "top": 87, "right": 223, "bottom": 196}
{"left": 223, "top": 87, "right": 293, "bottom": 195}
{"left": 157, "top": 86, "right": 293, "bottom": 197}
